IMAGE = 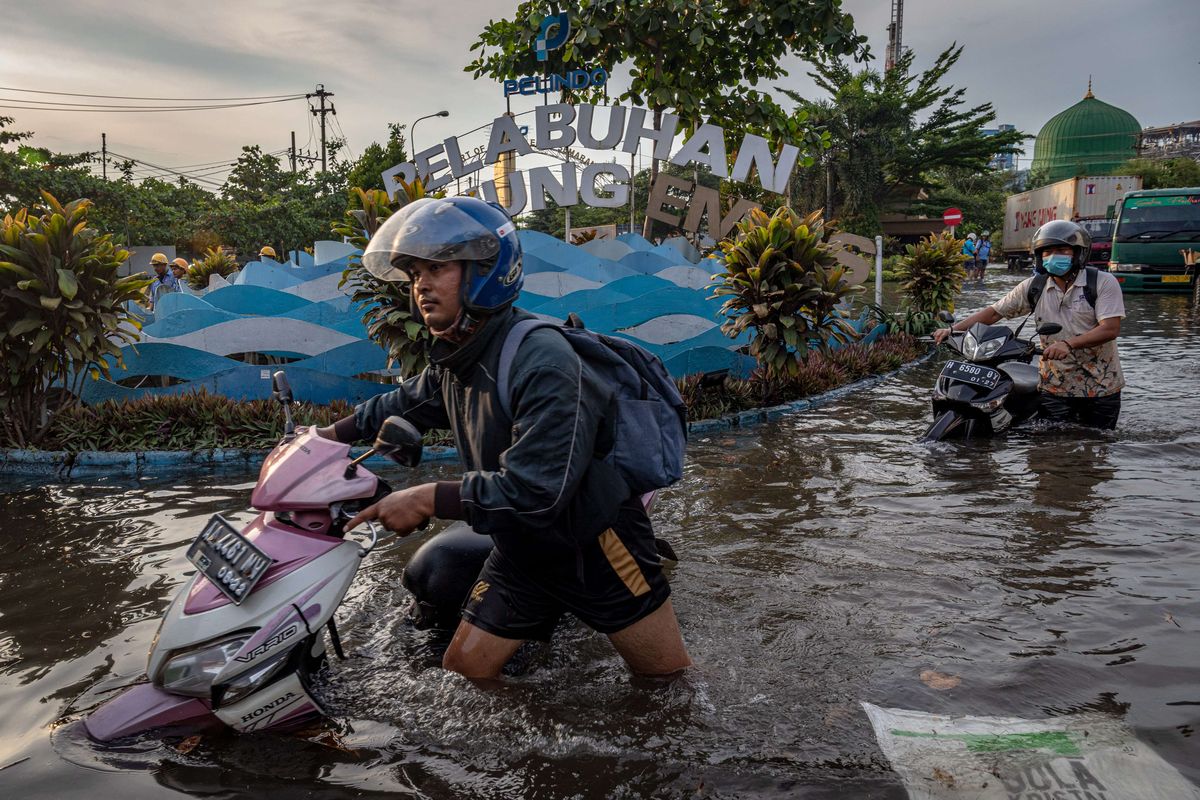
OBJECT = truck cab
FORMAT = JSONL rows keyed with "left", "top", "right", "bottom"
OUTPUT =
{"left": 1109, "top": 188, "right": 1200, "bottom": 292}
{"left": 1079, "top": 218, "right": 1115, "bottom": 268}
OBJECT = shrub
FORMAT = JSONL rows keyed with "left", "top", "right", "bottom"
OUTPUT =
{"left": 896, "top": 232, "right": 969, "bottom": 314}
{"left": 0, "top": 192, "right": 151, "bottom": 446}
{"left": 673, "top": 333, "right": 925, "bottom": 422}
{"left": 27, "top": 391, "right": 452, "bottom": 452}
{"left": 185, "top": 247, "right": 238, "bottom": 290}
{"left": 710, "top": 207, "right": 861, "bottom": 379}
{"left": 333, "top": 182, "right": 433, "bottom": 378}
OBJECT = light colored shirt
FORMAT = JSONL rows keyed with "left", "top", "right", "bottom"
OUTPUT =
{"left": 991, "top": 271, "right": 1125, "bottom": 397}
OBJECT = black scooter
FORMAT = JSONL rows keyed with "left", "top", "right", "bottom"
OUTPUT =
{"left": 920, "top": 312, "right": 1061, "bottom": 442}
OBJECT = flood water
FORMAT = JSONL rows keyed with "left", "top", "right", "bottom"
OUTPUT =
{"left": 1, "top": 271, "right": 1197, "bottom": 798}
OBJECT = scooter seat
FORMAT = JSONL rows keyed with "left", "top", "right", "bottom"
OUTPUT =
{"left": 1000, "top": 362, "right": 1039, "bottom": 395}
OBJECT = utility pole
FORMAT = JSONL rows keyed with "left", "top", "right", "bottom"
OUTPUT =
{"left": 101, "top": 132, "right": 107, "bottom": 180}
{"left": 306, "top": 84, "right": 335, "bottom": 173}
{"left": 289, "top": 131, "right": 297, "bottom": 173}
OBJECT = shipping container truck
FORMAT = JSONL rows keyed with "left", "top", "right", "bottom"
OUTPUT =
{"left": 1109, "top": 187, "right": 1200, "bottom": 293}
{"left": 1003, "top": 176, "right": 1142, "bottom": 271}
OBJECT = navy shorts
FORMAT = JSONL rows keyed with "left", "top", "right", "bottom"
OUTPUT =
{"left": 460, "top": 500, "right": 672, "bottom": 642}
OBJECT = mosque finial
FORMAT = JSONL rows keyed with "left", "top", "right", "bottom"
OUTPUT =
{"left": 1085, "top": 76, "right": 1094, "bottom": 99}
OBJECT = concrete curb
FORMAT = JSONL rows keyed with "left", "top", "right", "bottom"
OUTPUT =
{"left": 1, "top": 350, "right": 933, "bottom": 480}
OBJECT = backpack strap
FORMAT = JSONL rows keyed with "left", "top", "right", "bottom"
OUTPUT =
{"left": 1026, "top": 272, "right": 1049, "bottom": 312}
{"left": 1084, "top": 266, "right": 1098, "bottom": 308}
{"left": 496, "top": 318, "right": 558, "bottom": 420}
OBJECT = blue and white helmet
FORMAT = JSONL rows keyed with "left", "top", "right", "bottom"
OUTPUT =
{"left": 362, "top": 196, "right": 523, "bottom": 314}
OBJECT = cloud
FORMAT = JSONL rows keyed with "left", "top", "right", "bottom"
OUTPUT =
{"left": 4, "top": 0, "right": 1196, "bottom": 183}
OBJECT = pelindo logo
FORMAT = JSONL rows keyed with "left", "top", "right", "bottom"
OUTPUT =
{"left": 504, "top": 13, "right": 607, "bottom": 97}
{"left": 535, "top": 12, "right": 570, "bottom": 61}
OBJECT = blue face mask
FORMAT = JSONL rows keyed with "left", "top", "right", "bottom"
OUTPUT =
{"left": 1042, "top": 253, "right": 1074, "bottom": 276}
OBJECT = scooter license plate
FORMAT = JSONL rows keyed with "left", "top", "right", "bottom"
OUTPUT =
{"left": 186, "top": 515, "right": 274, "bottom": 605}
{"left": 941, "top": 360, "right": 1001, "bottom": 390}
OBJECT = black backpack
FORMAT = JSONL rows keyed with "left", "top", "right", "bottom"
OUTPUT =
{"left": 496, "top": 317, "right": 688, "bottom": 495}
{"left": 1027, "top": 266, "right": 1099, "bottom": 312}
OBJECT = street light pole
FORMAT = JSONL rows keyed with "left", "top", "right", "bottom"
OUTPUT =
{"left": 409, "top": 110, "right": 450, "bottom": 176}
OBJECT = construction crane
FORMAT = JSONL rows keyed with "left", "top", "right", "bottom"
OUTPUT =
{"left": 885, "top": 0, "right": 905, "bottom": 71}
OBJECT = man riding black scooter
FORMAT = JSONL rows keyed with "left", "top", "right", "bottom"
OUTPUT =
{"left": 933, "top": 220, "right": 1126, "bottom": 430}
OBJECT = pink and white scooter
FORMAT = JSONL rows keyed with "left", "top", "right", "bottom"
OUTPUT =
{"left": 84, "top": 372, "right": 435, "bottom": 742}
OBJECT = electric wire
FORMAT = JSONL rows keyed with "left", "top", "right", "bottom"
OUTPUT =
{"left": 0, "top": 86, "right": 305, "bottom": 101}
{"left": 0, "top": 97, "right": 305, "bottom": 113}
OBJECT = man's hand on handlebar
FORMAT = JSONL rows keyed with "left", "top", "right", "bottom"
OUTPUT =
{"left": 1042, "top": 341, "right": 1072, "bottom": 360}
{"left": 932, "top": 326, "right": 956, "bottom": 345}
{"left": 346, "top": 482, "right": 436, "bottom": 536}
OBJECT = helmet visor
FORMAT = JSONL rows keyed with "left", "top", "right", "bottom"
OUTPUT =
{"left": 361, "top": 198, "right": 502, "bottom": 282}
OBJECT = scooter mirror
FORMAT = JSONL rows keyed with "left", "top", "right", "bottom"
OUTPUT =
{"left": 374, "top": 416, "right": 423, "bottom": 467}
{"left": 936, "top": 311, "right": 955, "bottom": 324}
{"left": 1036, "top": 323, "right": 1063, "bottom": 336}
{"left": 271, "top": 371, "right": 293, "bottom": 404}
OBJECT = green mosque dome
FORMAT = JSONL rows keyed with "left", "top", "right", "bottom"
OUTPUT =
{"left": 1030, "top": 84, "right": 1141, "bottom": 182}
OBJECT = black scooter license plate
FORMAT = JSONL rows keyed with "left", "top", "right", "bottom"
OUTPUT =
{"left": 941, "top": 360, "right": 1001, "bottom": 390}
{"left": 186, "top": 515, "right": 273, "bottom": 605}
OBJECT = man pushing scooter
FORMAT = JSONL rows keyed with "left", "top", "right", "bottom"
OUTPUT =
{"left": 317, "top": 196, "right": 691, "bottom": 680}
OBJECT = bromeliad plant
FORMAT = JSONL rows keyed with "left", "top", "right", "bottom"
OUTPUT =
{"left": 710, "top": 206, "right": 861, "bottom": 379}
{"left": 185, "top": 247, "right": 238, "bottom": 290}
{"left": 334, "top": 181, "right": 433, "bottom": 378}
{"left": 896, "top": 232, "right": 969, "bottom": 316}
{"left": 0, "top": 192, "right": 152, "bottom": 446}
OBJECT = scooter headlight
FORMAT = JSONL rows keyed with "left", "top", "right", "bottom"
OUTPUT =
{"left": 159, "top": 635, "right": 249, "bottom": 697}
{"left": 219, "top": 653, "right": 291, "bottom": 705}
{"left": 961, "top": 332, "right": 1002, "bottom": 362}
{"left": 971, "top": 395, "right": 1006, "bottom": 413}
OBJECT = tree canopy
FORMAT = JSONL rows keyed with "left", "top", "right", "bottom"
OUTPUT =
{"left": 0, "top": 116, "right": 411, "bottom": 260}
{"left": 777, "top": 45, "right": 1025, "bottom": 234}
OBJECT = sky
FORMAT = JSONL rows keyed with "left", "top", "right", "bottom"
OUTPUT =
{"left": 2, "top": 0, "right": 1196, "bottom": 187}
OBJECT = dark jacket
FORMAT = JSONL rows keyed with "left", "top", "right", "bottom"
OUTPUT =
{"left": 345, "top": 307, "right": 630, "bottom": 558}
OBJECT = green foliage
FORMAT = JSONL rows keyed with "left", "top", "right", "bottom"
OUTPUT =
{"left": 346, "top": 124, "right": 409, "bottom": 192}
{"left": 0, "top": 192, "right": 151, "bottom": 446}
{"left": 778, "top": 45, "right": 1025, "bottom": 233}
{"left": 711, "top": 206, "right": 861, "bottom": 378}
{"left": 1113, "top": 157, "right": 1200, "bottom": 190}
{"left": 467, "top": 1, "right": 864, "bottom": 131}
{"left": 912, "top": 165, "right": 1010, "bottom": 247}
{"left": 0, "top": 116, "right": 426, "bottom": 263}
{"left": 333, "top": 184, "right": 431, "bottom": 378}
{"left": 675, "top": 333, "right": 924, "bottom": 420}
{"left": 185, "top": 247, "right": 238, "bottom": 290}
{"left": 896, "top": 232, "right": 968, "bottom": 314}
{"left": 29, "top": 392, "right": 352, "bottom": 451}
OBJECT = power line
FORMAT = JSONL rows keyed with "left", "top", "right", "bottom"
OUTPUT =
{"left": 0, "top": 97, "right": 305, "bottom": 113}
{"left": 0, "top": 86, "right": 305, "bottom": 101}
{"left": 332, "top": 113, "right": 354, "bottom": 161}
{"left": 0, "top": 94, "right": 305, "bottom": 109}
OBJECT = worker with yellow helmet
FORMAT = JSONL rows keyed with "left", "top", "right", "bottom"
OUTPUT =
{"left": 259, "top": 246, "right": 278, "bottom": 261}
{"left": 147, "top": 252, "right": 180, "bottom": 308}
{"left": 170, "top": 257, "right": 193, "bottom": 294}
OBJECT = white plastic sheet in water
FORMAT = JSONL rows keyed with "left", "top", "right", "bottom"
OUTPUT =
{"left": 862, "top": 703, "right": 1200, "bottom": 800}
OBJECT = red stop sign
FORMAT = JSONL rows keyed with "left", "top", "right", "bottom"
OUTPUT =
{"left": 943, "top": 207, "right": 963, "bottom": 226}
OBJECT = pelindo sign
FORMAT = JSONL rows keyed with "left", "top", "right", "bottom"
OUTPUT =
{"left": 503, "top": 13, "right": 609, "bottom": 97}
{"left": 382, "top": 103, "right": 800, "bottom": 238}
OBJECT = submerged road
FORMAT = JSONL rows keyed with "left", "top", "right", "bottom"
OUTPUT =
{"left": 1, "top": 270, "right": 1197, "bottom": 798}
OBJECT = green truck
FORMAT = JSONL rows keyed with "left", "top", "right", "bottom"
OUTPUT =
{"left": 1109, "top": 187, "right": 1200, "bottom": 293}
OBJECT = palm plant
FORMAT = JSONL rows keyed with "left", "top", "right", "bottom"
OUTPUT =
{"left": 0, "top": 192, "right": 151, "bottom": 446}
{"left": 333, "top": 181, "right": 434, "bottom": 378}
{"left": 895, "top": 232, "right": 969, "bottom": 315}
{"left": 710, "top": 206, "right": 860, "bottom": 378}
{"left": 185, "top": 247, "right": 238, "bottom": 290}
